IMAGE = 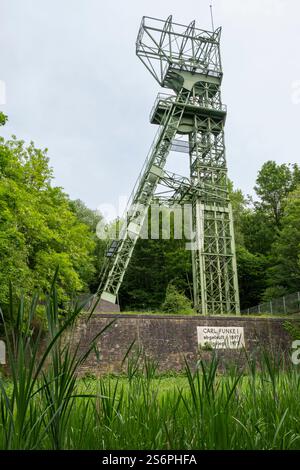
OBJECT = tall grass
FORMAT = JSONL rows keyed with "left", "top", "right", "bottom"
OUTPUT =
{"left": 62, "top": 355, "right": 300, "bottom": 450}
{"left": 0, "top": 277, "right": 113, "bottom": 450}
{"left": 1, "top": 284, "right": 300, "bottom": 449}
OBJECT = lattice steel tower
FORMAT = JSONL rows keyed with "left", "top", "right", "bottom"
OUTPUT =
{"left": 97, "top": 16, "right": 240, "bottom": 315}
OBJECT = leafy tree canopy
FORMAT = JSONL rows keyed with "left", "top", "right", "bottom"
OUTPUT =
{"left": 254, "top": 160, "right": 300, "bottom": 226}
{"left": 0, "top": 134, "right": 96, "bottom": 309}
{"left": 266, "top": 187, "right": 300, "bottom": 294}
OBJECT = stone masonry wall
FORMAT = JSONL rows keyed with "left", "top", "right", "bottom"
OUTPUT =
{"left": 67, "top": 314, "right": 295, "bottom": 375}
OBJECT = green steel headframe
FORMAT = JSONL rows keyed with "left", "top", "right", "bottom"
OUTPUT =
{"left": 97, "top": 16, "right": 240, "bottom": 315}
{"left": 136, "top": 16, "right": 222, "bottom": 87}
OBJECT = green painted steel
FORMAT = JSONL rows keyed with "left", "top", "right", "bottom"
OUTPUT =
{"left": 97, "top": 16, "right": 240, "bottom": 314}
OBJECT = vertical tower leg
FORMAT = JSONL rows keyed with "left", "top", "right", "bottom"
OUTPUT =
{"left": 189, "top": 116, "right": 240, "bottom": 315}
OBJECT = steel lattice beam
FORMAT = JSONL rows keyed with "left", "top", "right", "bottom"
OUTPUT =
{"left": 97, "top": 16, "right": 240, "bottom": 315}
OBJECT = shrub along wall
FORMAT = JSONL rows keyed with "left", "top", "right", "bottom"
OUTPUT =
{"left": 68, "top": 314, "right": 295, "bottom": 375}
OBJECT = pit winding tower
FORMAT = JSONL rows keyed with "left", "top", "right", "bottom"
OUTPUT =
{"left": 97, "top": 16, "right": 240, "bottom": 315}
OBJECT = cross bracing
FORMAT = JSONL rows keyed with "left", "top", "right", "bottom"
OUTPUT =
{"left": 97, "top": 16, "right": 240, "bottom": 314}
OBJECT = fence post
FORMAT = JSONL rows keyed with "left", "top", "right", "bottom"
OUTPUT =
{"left": 0, "top": 340, "right": 6, "bottom": 365}
{"left": 270, "top": 300, "right": 273, "bottom": 315}
{"left": 283, "top": 296, "right": 287, "bottom": 314}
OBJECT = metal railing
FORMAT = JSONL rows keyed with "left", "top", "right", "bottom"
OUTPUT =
{"left": 242, "top": 291, "right": 300, "bottom": 315}
{"left": 150, "top": 92, "right": 227, "bottom": 122}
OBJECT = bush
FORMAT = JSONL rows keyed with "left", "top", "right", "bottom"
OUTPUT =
{"left": 161, "top": 283, "right": 194, "bottom": 315}
{"left": 283, "top": 321, "right": 300, "bottom": 341}
{"left": 262, "top": 286, "right": 287, "bottom": 302}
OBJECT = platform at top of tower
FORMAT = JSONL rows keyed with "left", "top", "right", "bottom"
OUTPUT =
{"left": 136, "top": 16, "right": 223, "bottom": 88}
{"left": 150, "top": 93, "right": 227, "bottom": 132}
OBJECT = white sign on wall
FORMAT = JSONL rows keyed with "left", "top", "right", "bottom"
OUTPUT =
{"left": 197, "top": 326, "right": 245, "bottom": 350}
{"left": 0, "top": 340, "right": 6, "bottom": 364}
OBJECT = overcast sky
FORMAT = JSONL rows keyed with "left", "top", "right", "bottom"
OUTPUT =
{"left": 1, "top": 0, "right": 300, "bottom": 215}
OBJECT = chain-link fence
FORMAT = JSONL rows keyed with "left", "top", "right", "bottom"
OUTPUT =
{"left": 242, "top": 291, "right": 300, "bottom": 315}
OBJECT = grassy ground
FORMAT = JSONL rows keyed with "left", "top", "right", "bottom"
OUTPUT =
{"left": 2, "top": 357, "right": 300, "bottom": 450}
{"left": 1, "top": 285, "right": 300, "bottom": 450}
{"left": 102, "top": 310, "right": 300, "bottom": 319}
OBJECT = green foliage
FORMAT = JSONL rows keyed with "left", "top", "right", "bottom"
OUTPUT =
{"left": 0, "top": 277, "right": 113, "bottom": 449}
{"left": 69, "top": 199, "right": 106, "bottom": 292}
{"left": 1, "top": 279, "right": 300, "bottom": 451}
{"left": 240, "top": 208, "right": 276, "bottom": 255}
{"left": 0, "top": 112, "right": 7, "bottom": 127}
{"left": 0, "top": 135, "right": 97, "bottom": 311}
{"left": 228, "top": 180, "right": 247, "bottom": 247}
{"left": 161, "top": 282, "right": 194, "bottom": 315}
{"left": 2, "top": 336, "right": 300, "bottom": 449}
{"left": 232, "top": 163, "right": 300, "bottom": 307}
{"left": 283, "top": 321, "right": 300, "bottom": 341}
{"left": 119, "top": 162, "right": 300, "bottom": 311}
{"left": 262, "top": 286, "right": 287, "bottom": 302}
{"left": 236, "top": 247, "right": 269, "bottom": 309}
{"left": 254, "top": 160, "right": 300, "bottom": 226}
{"left": 266, "top": 187, "right": 300, "bottom": 293}
{"left": 1, "top": 114, "right": 300, "bottom": 314}
{"left": 120, "top": 237, "right": 192, "bottom": 311}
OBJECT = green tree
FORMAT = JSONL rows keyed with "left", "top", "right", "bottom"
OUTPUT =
{"left": 240, "top": 208, "right": 275, "bottom": 255}
{"left": 228, "top": 181, "right": 247, "bottom": 247}
{"left": 228, "top": 183, "right": 271, "bottom": 308}
{"left": 119, "top": 237, "right": 192, "bottom": 310}
{"left": 0, "top": 112, "right": 7, "bottom": 127}
{"left": 254, "top": 161, "right": 297, "bottom": 226}
{"left": 69, "top": 199, "right": 106, "bottom": 292}
{"left": 119, "top": 206, "right": 192, "bottom": 310}
{"left": 0, "top": 134, "right": 96, "bottom": 309}
{"left": 236, "top": 246, "right": 269, "bottom": 310}
{"left": 265, "top": 186, "right": 300, "bottom": 294}
{"left": 161, "top": 282, "right": 193, "bottom": 314}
